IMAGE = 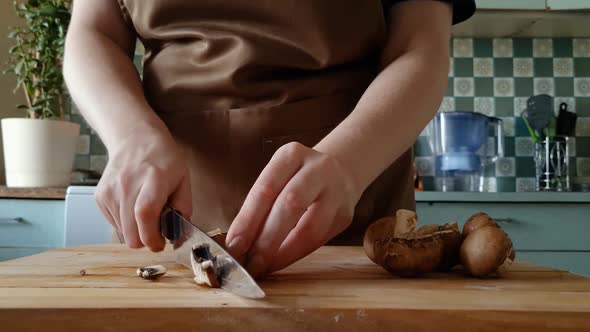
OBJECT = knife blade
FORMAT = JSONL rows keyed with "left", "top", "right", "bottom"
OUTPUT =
{"left": 160, "top": 207, "right": 265, "bottom": 299}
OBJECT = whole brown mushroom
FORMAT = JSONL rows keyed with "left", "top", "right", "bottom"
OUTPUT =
{"left": 459, "top": 213, "right": 515, "bottom": 277}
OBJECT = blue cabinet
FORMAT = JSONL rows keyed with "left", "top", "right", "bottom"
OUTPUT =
{"left": 476, "top": 0, "right": 590, "bottom": 10}
{"left": 476, "top": 0, "right": 546, "bottom": 10}
{"left": 0, "top": 199, "right": 65, "bottom": 261}
{"left": 546, "top": 0, "right": 590, "bottom": 10}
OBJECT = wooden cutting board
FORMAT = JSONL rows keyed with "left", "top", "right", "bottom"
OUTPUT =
{"left": 1, "top": 245, "right": 590, "bottom": 332}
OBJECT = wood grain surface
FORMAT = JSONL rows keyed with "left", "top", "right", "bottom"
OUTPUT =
{"left": 0, "top": 186, "right": 66, "bottom": 199}
{"left": 1, "top": 245, "right": 589, "bottom": 331}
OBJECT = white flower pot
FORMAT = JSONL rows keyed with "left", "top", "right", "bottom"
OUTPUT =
{"left": 1, "top": 118, "right": 80, "bottom": 187}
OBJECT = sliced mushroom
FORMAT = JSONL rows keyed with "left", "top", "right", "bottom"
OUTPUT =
{"left": 364, "top": 210, "right": 462, "bottom": 277}
{"left": 191, "top": 244, "right": 221, "bottom": 288}
{"left": 136, "top": 265, "right": 167, "bottom": 280}
{"left": 363, "top": 209, "right": 417, "bottom": 264}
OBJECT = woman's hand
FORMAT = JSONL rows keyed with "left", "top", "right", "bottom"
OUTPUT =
{"left": 95, "top": 125, "right": 192, "bottom": 252}
{"left": 225, "top": 142, "right": 363, "bottom": 277}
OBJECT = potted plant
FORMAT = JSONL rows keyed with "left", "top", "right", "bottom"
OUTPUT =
{"left": 2, "top": 0, "right": 79, "bottom": 187}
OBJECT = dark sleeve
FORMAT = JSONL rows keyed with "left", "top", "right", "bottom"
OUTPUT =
{"left": 382, "top": 0, "right": 476, "bottom": 25}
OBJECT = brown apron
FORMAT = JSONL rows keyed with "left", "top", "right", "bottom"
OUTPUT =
{"left": 117, "top": 0, "right": 415, "bottom": 245}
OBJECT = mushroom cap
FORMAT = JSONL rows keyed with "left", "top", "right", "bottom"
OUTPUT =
{"left": 462, "top": 212, "right": 498, "bottom": 239}
{"left": 363, "top": 216, "right": 397, "bottom": 264}
{"left": 363, "top": 210, "right": 418, "bottom": 264}
{"left": 460, "top": 226, "right": 513, "bottom": 277}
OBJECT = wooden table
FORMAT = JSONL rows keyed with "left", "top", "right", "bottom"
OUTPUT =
{"left": 1, "top": 245, "right": 590, "bottom": 331}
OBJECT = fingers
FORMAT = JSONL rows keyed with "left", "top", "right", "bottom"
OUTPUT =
{"left": 119, "top": 175, "right": 143, "bottom": 249}
{"left": 134, "top": 170, "right": 167, "bottom": 252}
{"left": 226, "top": 143, "right": 305, "bottom": 259}
{"left": 244, "top": 167, "right": 324, "bottom": 277}
{"left": 269, "top": 199, "right": 339, "bottom": 273}
{"left": 95, "top": 181, "right": 122, "bottom": 234}
{"left": 169, "top": 172, "right": 193, "bottom": 219}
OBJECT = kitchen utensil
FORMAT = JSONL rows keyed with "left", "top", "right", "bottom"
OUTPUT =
{"left": 160, "top": 207, "right": 265, "bottom": 299}
{"left": 526, "top": 94, "right": 553, "bottom": 138}
{"left": 534, "top": 136, "right": 570, "bottom": 192}
{"left": 556, "top": 102, "right": 578, "bottom": 136}
{"left": 521, "top": 111, "right": 540, "bottom": 142}
{"left": 427, "top": 111, "right": 503, "bottom": 192}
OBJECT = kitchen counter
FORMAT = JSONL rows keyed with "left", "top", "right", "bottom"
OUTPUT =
{"left": 0, "top": 186, "right": 66, "bottom": 200}
{"left": 416, "top": 191, "right": 590, "bottom": 203}
{"left": 1, "top": 245, "right": 589, "bottom": 331}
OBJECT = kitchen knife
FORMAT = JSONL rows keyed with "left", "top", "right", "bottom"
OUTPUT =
{"left": 160, "top": 207, "right": 265, "bottom": 299}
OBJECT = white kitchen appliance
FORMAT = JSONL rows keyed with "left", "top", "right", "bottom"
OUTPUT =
{"left": 64, "top": 185, "right": 113, "bottom": 246}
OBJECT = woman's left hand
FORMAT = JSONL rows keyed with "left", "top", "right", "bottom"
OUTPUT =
{"left": 225, "top": 142, "right": 362, "bottom": 277}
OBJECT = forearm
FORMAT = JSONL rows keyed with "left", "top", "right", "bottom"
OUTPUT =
{"left": 63, "top": 29, "right": 169, "bottom": 151}
{"left": 315, "top": 48, "right": 449, "bottom": 192}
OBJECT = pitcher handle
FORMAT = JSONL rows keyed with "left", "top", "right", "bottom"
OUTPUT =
{"left": 491, "top": 117, "right": 504, "bottom": 158}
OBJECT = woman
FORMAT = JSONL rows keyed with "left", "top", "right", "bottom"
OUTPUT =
{"left": 63, "top": 0, "right": 475, "bottom": 277}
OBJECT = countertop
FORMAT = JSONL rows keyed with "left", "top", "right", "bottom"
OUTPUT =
{"left": 416, "top": 191, "right": 590, "bottom": 203}
{"left": 0, "top": 186, "right": 66, "bottom": 200}
{"left": 1, "top": 245, "right": 589, "bottom": 331}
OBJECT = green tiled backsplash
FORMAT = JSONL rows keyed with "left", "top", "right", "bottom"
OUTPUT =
{"left": 69, "top": 38, "right": 590, "bottom": 192}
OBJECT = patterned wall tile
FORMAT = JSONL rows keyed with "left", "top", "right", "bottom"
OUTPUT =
{"left": 534, "top": 78, "right": 555, "bottom": 95}
{"left": 574, "top": 58, "right": 590, "bottom": 77}
{"left": 474, "top": 97, "right": 494, "bottom": 116}
{"left": 513, "top": 97, "right": 529, "bottom": 117}
{"left": 482, "top": 177, "right": 497, "bottom": 192}
{"left": 514, "top": 58, "right": 533, "bottom": 77}
{"left": 77, "top": 135, "right": 90, "bottom": 155}
{"left": 474, "top": 58, "right": 493, "bottom": 77}
{"left": 577, "top": 118, "right": 590, "bottom": 136}
{"left": 534, "top": 58, "right": 553, "bottom": 77}
{"left": 554, "top": 58, "right": 574, "bottom": 77}
{"left": 415, "top": 157, "right": 434, "bottom": 177}
{"left": 513, "top": 38, "right": 533, "bottom": 57}
{"left": 577, "top": 158, "right": 590, "bottom": 176}
{"left": 568, "top": 137, "right": 576, "bottom": 157}
{"left": 454, "top": 58, "right": 473, "bottom": 76}
{"left": 573, "top": 38, "right": 590, "bottom": 57}
{"left": 575, "top": 78, "right": 590, "bottom": 97}
{"left": 515, "top": 78, "right": 534, "bottom": 96}
{"left": 533, "top": 38, "right": 553, "bottom": 57}
{"left": 515, "top": 137, "right": 534, "bottom": 156}
{"left": 494, "top": 78, "right": 514, "bottom": 97}
{"left": 554, "top": 97, "right": 575, "bottom": 115}
{"left": 474, "top": 38, "right": 493, "bottom": 57}
{"left": 555, "top": 78, "right": 574, "bottom": 97}
{"left": 438, "top": 97, "right": 455, "bottom": 113}
{"left": 89, "top": 155, "right": 108, "bottom": 173}
{"left": 494, "top": 58, "right": 513, "bottom": 77}
{"left": 493, "top": 39, "right": 513, "bottom": 57}
{"left": 495, "top": 97, "right": 514, "bottom": 117}
{"left": 554, "top": 38, "right": 573, "bottom": 57}
{"left": 516, "top": 178, "right": 536, "bottom": 192}
{"left": 453, "top": 38, "right": 473, "bottom": 57}
{"left": 496, "top": 157, "right": 516, "bottom": 177}
{"left": 500, "top": 117, "right": 515, "bottom": 137}
{"left": 578, "top": 97, "right": 590, "bottom": 116}
{"left": 454, "top": 78, "right": 474, "bottom": 96}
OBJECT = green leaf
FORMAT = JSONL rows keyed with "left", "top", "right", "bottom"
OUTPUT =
{"left": 16, "top": 104, "right": 30, "bottom": 110}
{"left": 14, "top": 60, "right": 24, "bottom": 75}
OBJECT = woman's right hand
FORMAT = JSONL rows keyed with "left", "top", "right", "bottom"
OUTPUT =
{"left": 95, "top": 124, "right": 192, "bottom": 252}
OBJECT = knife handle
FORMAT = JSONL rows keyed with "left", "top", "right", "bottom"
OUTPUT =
{"left": 160, "top": 207, "right": 181, "bottom": 241}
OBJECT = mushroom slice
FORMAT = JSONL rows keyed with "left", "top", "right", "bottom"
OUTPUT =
{"left": 191, "top": 243, "right": 221, "bottom": 288}
{"left": 136, "top": 265, "right": 167, "bottom": 280}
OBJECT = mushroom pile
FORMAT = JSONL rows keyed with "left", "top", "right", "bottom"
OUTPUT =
{"left": 363, "top": 210, "right": 515, "bottom": 278}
